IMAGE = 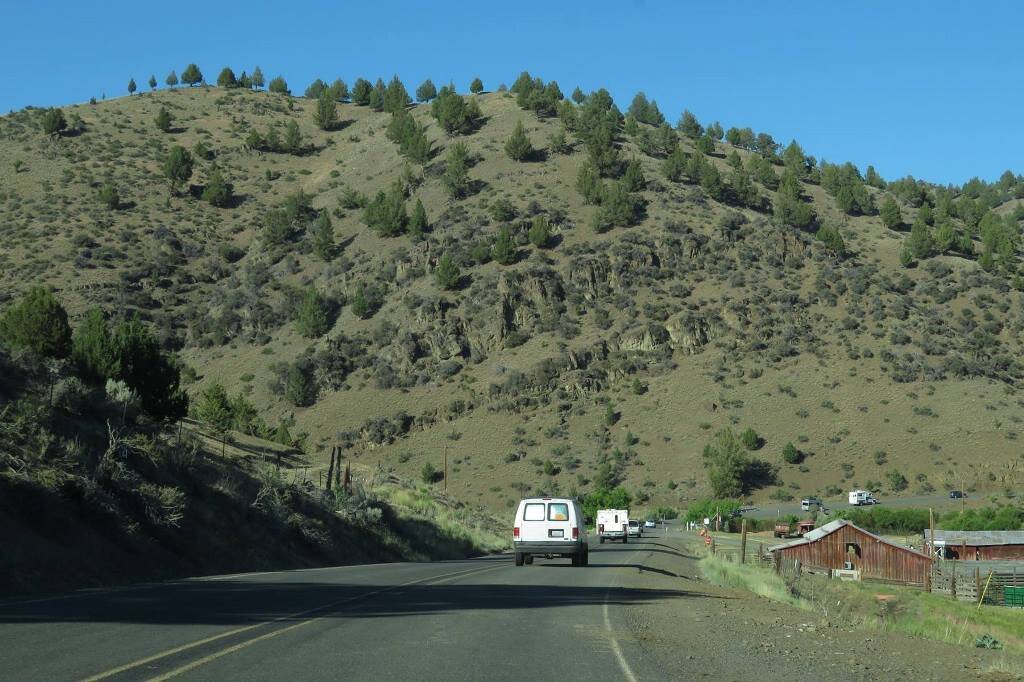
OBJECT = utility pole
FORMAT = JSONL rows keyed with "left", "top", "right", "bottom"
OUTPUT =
{"left": 961, "top": 479, "right": 965, "bottom": 515}
{"left": 443, "top": 444, "right": 448, "bottom": 494}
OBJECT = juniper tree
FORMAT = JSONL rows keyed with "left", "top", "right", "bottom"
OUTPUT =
{"left": 72, "top": 308, "right": 116, "bottom": 380}
{"left": 816, "top": 223, "right": 847, "bottom": 258}
{"left": 622, "top": 158, "right": 646, "bottom": 192}
{"left": 329, "top": 78, "right": 348, "bottom": 101}
{"left": 165, "top": 70, "right": 178, "bottom": 87}
{"left": 662, "top": 146, "right": 687, "bottom": 182}
{"left": 268, "top": 75, "right": 289, "bottom": 94}
{"left": 305, "top": 78, "right": 327, "bottom": 98}
{"left": 314, "top": 88, "right": 338, "bottom": 130}
{"left": 369, "top": 78, "right": 386, "bottom": 111}
{"left": 238, "top": 71, "right": 252, "bottom": 89}
{"left": 127, "top": 77, "right": 137, "bottom": 95}
{"left": 163, "top": 146, "right": 194, "bottom": 196}
{"left": 470, "top": 77, "right": 484, "bottom": 94}
{"left": 155, "top": 107, "right": 172, "bottom": 132}
{"left": 351, "top": 284, "right": 371, "bottom": 319}
{"left": 571, "top": 86, "right": 585, "bottom": 104}
{"left": 283, "top": 120, "right": 302, "bottom": 153}
{"left": 577, "top": 161, "right": 603, "bottom": 204}
{"left": 408, "top": 198, "right": 428, "bottom": 238}
{"left": 42, "top": 108, "right": 66, "bottom": 137}
{"left": 528, "top": 216, "right": 552, "bottom": 248}
{"left": 880, "top": 195, "right": 902, "bottom": 229}
{"left": 216, "top": 67, "right": 237, "bottom": 88}
{"left": 677, "top": 109, "right": 702, "bottom": 138}
{"left": 492, "top": 226, "right": 518, "bottom": 264}
{"left": 195, "top": 382, "right": 233, "bottom": 455}
{"left": 362, "top": 181, "right": 408, "bottom": 236}
{"left": 148, "top": 74, "right": 157, "bottom": 91}
{"left": 505, "top": 120, "right": 534, "bottom": 161}
{"left": 311, "top": 211, "right": 335, "bottom": 259}
{"left": 384, "top": 75, "right": 411, "bottom": 113}
{"left": 352, "top": 78, "right": 372, "bottom": 104}
{"left": 201, "top": 166, "right": 233, "bottom": 207}
{"left": 181, "top": 63, "right": 203, "bottom": 86}
{"left": 416, "top": 79, "right": 437, "bottom": 102}
{"left": 432, "top": 85, "right": 472, "bottom": 135}
{"left": 435, "top": 253, "right": 461, "bottom": 290}
{"left": 695, "top": 131, "right": 715, "bottom": 155}
{"left": 442, "top": 142, "right": 471, "bottom": 198}
{"left": 0, "top": 286, "right": 72, "bottom": 358}
{"left": 251, "top": 66, "right": 265, "bottom": 90}
{"left": 295, "top": 287, "right": 331, "bottom": 338}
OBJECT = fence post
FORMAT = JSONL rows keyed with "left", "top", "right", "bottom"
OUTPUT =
{"left": 740, "top": 519, "right": 748, "bottom": 564}
{"left": 795, "top": 559, "right": 802, "bottom": 577}
{"left": 774, "top": 551, "right": 781, "bottom": 575}
{"left": 975, "top": 568, "right": 981, "bottom": 602}
{"left": 951, "top": 570, "right": 957, "bottom": 601}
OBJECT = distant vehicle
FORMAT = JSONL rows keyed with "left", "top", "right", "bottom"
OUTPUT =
{"left": 801, "top": 498, "right": 821, "bottom": 512}
{"left": 848, "top": 490, "right": 878, "bottom": 506}
{"left": 596, "top": 508, "right": 629, "bottom": 544}
{"left": 627, "top": 519, "right": 642, "bottom": 537}
{"left": 513, "top": 498, "right": 588, "bottom": 567}
{"left": 644, "top": 520, "right": 656, "bottom": 529}
{"left": 774, "top": 520, "right": 816, "bottom": 538}
{"left": 949, "top": 490, "right": 966, "bottom": 499}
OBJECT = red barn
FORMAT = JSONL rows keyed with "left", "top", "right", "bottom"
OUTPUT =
{"left": 924, "top": 530, "right": 1024, "bottom": 561}
{"left": 770, "top": 519, "right": 931, "bottom": 586}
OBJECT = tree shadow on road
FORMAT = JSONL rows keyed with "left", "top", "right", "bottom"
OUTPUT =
{"left": 0, "top": 570, "right": 713, "bottom": 626}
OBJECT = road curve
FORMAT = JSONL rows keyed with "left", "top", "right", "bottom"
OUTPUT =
{"left": 0, "top": 533, "right": 690, "bottom": 681}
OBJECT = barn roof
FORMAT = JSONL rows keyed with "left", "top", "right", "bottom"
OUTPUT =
{"left": 769, "top": 519, "right": 930, "bottom": 559}
{"left": 924, "top": 529, "right": 1024, "bottom": 546}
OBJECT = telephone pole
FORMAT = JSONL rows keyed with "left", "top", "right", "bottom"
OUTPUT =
{"left": 443, "top": 444, "right": 448, "bottom": 494}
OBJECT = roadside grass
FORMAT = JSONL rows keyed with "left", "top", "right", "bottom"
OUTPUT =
{"left": 376, "top": 483, "right": 510, "bottom": 555}
{"left": 698, "top": 546, "right": 1024, "bottom": 656}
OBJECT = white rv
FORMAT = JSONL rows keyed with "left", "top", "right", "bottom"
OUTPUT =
{"left": 848, "top": 490, "right": 877, "bottom": 506}
{"left": 596, "top": 508, "right": 629, "bottom": 544}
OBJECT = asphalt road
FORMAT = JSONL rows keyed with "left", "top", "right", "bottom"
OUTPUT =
{"left": 0, "top": 533, "right": 689, "bottom": 681}
{"left": 741, "top": 491, "right": 982, "bottom": 520}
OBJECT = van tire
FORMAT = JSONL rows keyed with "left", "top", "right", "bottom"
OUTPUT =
{"left": 623, "top": 536, "right": 628, "bottom": 544}
{"left": 599, "top": 537, "right": 605, "bottom": 544}
{"left": 581, "top": 548, "right": 589, "bottom": 567}
{"left": 515, "top": 552, "right": 524, "bottom": 566}
{"left": 571, "top": 553, "right": 580, "bottom": 567}
{"left": 525, "top": 554, "right": 534, "bottom": 565}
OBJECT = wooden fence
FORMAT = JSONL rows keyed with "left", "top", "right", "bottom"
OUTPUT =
{"left": 931, "top": 560, "right": 1024, "bottom": 605}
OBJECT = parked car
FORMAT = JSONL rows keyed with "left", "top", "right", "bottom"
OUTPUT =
{"left": 513, "top": 497, "right": 589, "bottom": 567}
{"left": 627, "top": 519, "right": 642, "bottom": 537}
{"left": 848, "top": 490, "right": 878, "bottom": 506}
{"left": 949, "top": 490, "right": 966, "bottom": 499}
{"left": 596, "top": 508, "right": 629, "bottom": 544}
{"left": 644, "top": 520, "right": 656, "bottom": 529}
{"left": 801, "top": 498, "right": 821, "bottom": 511}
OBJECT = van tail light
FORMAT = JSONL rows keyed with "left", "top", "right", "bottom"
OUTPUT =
{"left": 513, "top": 526, "right": 520, "bottom": 539}
{"left": 572, "top": 527, "right": 579, "bottom": 539}
{"left": 598, "top": 523, "right": 604, "bottom": 533}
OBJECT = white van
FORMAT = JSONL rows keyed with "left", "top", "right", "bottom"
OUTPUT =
{"left": 801, "top": 498, "right": 821, "bottom": 512}
{"left": 513, "top": 498, "right": 589, "bottom": 567}
{"left": 596, "top": 508, "right": 629, "bottom": 544}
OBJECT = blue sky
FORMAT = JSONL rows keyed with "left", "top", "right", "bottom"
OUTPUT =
{"left": 4, "top": 1, "right": 1021, "bottom": 186}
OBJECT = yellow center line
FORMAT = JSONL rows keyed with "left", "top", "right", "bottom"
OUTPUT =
{"left": 147, "top": 563, "right": 505, "bottom": 681}
{"left": 80, "top": 562, "right": 504, "bottom": 682}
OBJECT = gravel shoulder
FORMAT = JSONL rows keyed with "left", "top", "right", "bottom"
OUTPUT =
{"left": 614, "top": 529, "right": 1023, "bottom": 681}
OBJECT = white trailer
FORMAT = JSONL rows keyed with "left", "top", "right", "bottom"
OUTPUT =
{"left": 596, "top": 509, "right": 629, "bottom": 544}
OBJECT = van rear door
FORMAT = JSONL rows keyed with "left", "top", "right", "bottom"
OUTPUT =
{"left": 519, "top": 501, "right": 549, "bottom": 542}
{"left": 545, "top": 501, "right": 573, "bottom": 541}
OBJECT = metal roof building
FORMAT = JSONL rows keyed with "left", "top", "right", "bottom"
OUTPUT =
{"left": 924, "top": 529, "right": 1024, "bottom": 560}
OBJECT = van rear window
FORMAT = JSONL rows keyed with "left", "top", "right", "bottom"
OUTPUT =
{"left": 548, "top": 503, "right": 569, "bottom": 521}
{"left": 523, "top": 503, "right": 545, "bottom": 521}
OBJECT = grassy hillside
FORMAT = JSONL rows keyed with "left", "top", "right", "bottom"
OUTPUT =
{"left": 3, "top": 76, "right": 1024, "bottom": 519}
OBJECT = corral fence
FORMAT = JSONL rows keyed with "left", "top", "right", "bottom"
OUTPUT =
{"left": 931, "top": 560, "right": 1024, "bottom": 606}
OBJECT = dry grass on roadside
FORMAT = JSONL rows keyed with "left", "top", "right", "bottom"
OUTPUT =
{"left": 698, "top": 546, "right": 1024, "bottom": 656}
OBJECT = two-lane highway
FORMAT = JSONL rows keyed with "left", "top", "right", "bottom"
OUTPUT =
{"left": 0, "top": 533, "right": 693, "bottom": 681}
